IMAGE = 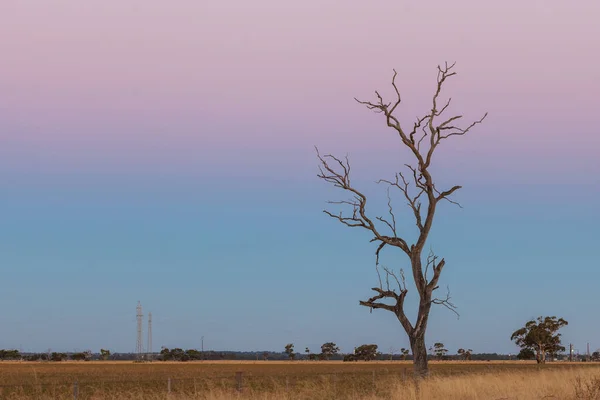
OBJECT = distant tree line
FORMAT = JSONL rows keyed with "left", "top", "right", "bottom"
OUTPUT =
{"left": 0, "top": 316, "right": 585, "bottom": 364}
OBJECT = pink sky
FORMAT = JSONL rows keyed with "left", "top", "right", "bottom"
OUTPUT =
{"left": 1, "top": 0, "right": 599, "bottom": 183}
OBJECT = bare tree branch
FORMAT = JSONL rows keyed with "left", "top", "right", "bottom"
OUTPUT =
{"left": 432, "top": 285, "right": 459, "bottom": 318}
{"left": 378, "top": 172, "right": 425, "bottom": 232}
{"left": 316, "top": 147, "right": 411, "bottom": 256}
{"left": 375, "top": 187, "right": 398, "bottom": 236}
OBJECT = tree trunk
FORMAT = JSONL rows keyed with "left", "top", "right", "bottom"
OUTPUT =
{"left": 535, "top": 346, "right": 546, "bottom": 364}
{"left": 410, "top": 333, "right": 429, "bottom": 378}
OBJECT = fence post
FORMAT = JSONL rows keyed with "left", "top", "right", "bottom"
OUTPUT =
{"left": 73, "top": 381, "right": 79, "bottom": 400}
{"left": 372, "top": 370, "right": 376, "bottom": 393}
{"left": 333, "top": 373, "right": 337, "bottom": 396}
{"left": 167, "top": 377, "right": 171, "bottom": 394}
{"left": 236, "top": 371, "right": 243, "bottom": 392}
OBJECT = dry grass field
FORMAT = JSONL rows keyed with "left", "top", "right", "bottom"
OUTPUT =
{"left": 1, "top": 360, "right": 600, "bottom": 399}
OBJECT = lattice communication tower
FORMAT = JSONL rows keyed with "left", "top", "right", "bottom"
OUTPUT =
{"left": 136, "top": 301, "right": 144, "bottom": 360}
{"left": 147, "top": 312, "right": 153, "bottom": 361}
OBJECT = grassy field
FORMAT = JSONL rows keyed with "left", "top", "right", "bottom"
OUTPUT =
{"left": 1, "top": 360, "right": 600, "bottom": 399}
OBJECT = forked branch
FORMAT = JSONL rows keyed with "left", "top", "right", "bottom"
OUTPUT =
{"left": 316, "top": 148, "right": 411, "bottom": 256}
{"left": 360, "top": 267, "right": 414, "bottom": 333}
{"left": 432, "top": 285, "right": 459, "bottom": 318}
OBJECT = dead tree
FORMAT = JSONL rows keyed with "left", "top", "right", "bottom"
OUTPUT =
{"left": 316, "top": 62, "right": 487, "bottom": 378}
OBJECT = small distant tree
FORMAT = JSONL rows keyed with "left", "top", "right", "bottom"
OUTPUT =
{"left": 388, "top": 346, "right": 396, "bottom": 361}
{"left": 71, "top": 352, "right": 88, "bottom": 361}
{"left": 262, "top": 351, "right": 269, "bottom": 361}
{"left": 354, "top": 344, "right": 378, "bottom": 361}
{"left": 511, "top": 316, "right": 568, "bottom": 364}
{"left": 25, "top": 353, "right": 45, "bottom": 361}
{"left": 592, "top": 351, "right": 600, "bottom": 361}
{"left": 457, "top": 348, "right": 472, "bottom": 361}
{"left": 284, "top": 344, "right": 295, "bottom": 360}
{"left": 185, "top": 349, "right": 202, "bottom": 360}
{"left": 400, "top": 348, "right": 410, "bottom": 361}
{"left": 100, "top": 349, "right": 111, "bottom": 361}
{"left": 320, "top": 342, "right": 340, "bottom": 360}
{"left": 430, "top": 343, "right": 448, "bottom": 360}
{"left": 0, "top": 350, "right": 21, "bottom": 360}
{"left": 50, "top": 352, "right": 67, "bottom": 362}
{"left": 158, "top": 347, "right": 188, "bottom": 361}
{"left": 171, "top": 348, "right": 187, "bottom": 361}
{"left": 160, "top": 347, "right": 171, "bottom": 361}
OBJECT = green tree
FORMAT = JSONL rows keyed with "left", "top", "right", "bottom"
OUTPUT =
{"left": 511, "top": 316, "right": 568, "bottom": 364}
{"left": 160, "top": 347, "right": 171, "bottom": 361}
{"left": 284, "top": 344, "right": 295, "bottom": 360}
{"left": 0, "top": 349, "right": 21, "bottom": 360}
{"left": 71, "top": 352, "right": 88, "bottom": 361}
{"left": 316, "top": 63, "right": 487, "bottom": 378}
{"left": 185, "top": 349, "right": 202, "bottom": 360}
{"left": 171, "top": 348, "right": 187, "bottom": 361}
{"left": 50, "top": 352, "right": 67, "bottom": 361}
{"left": 100, "top": 349, "right": 111, "bottom": 361}
{"left": 400, "top": 348, "right": 410, "bottom": 361}
{"left": 25, "top": 353, "right": 46, "bottom": 361}
{"left": 430, "top": 343, "right": 448, "bottom": 360}
{"left": 354, "top": 344, "right": 378, "bottom": 361}
{"left": 320, "top": 342, "right": 340, "bottom": 360}
{"left": 457, "top": 348, "right": 472, "bottom": 361}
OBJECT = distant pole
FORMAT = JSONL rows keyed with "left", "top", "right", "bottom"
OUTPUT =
{"left": 587, "top": 343, "right": 590, "bottom": 362}
{"left": 569, "top": 344, "right": 573, "bottom": 362}
{"left": 136, "top": 301, "right": 144, "bottom": 361}
{"left": 147, "top": 312, "right": 153, "bottom": 361}
{"left": 201, "top": 336, "right": 204, "bottom": 358}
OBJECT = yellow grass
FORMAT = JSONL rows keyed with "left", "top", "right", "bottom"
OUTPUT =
{"left": 1, "top": 361, "right": 600, "bottom": 399}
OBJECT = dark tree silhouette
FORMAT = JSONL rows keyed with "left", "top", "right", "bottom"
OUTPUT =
{"left": 400, "top": 348, "right": 410, "bottom": 361}
{"left": 354, "top": 344, "right": 379, "bottom": 361}
{"left": 320, "top": 342, "right": 340, "bottom": 360}
{"left": 316, "top": 62, "right": 487, "bottom": 377}
{"left": 284, "top": 343, "right": 295, "bottom": 360}
{"left": 457, "top": 348, "right": 472, "bottom": 361}
{"left": 430, "top": 343, "right": 448, "bottom": 360}
{"left": 100, "top": 349, "right": 111, "bottom": 361}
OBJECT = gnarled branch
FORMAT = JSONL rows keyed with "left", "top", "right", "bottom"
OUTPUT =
{"left": 432, "top": 285, "right": 459, "bottom": 318}
{"left": 317, "top": 148, "right": 411, "bottom": 256}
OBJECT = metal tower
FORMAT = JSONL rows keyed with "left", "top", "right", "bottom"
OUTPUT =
{"left": 147, "top": 312, "right": 153, "bottom": 361}
{"left": 136, "top": 301, "right": 144, "bottom": 360}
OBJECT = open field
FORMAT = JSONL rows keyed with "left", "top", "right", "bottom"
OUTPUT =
{"left": 2, "top": 361, "right": 600, "bottom": 399}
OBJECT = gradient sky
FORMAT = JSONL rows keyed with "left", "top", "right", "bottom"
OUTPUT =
{"left": 1, "top": 0, "right": 599, "bottom": 355}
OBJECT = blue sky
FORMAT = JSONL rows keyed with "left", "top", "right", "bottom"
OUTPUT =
{"left": 2, "top": 167, "right": 598, "bottom": 354}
